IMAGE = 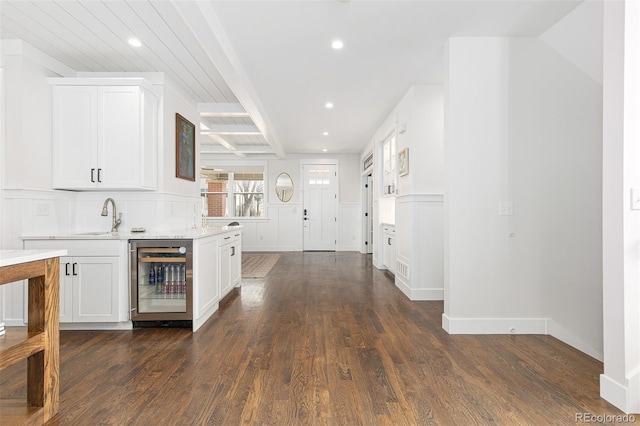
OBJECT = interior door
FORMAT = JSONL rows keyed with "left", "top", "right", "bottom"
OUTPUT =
{"left": 365, "top": 175, "right": 373, "bottom": 254}
{"left": 303, "top": 164, "right": 337, "bottom": 251}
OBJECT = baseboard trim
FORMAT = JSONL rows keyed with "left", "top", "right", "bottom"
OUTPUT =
{"left": 547, "top": 320, "right": 603, "bottom": 361}
{"left": 600, "top": 374, "right": 632, "bottom": 414}
{"left": 242, "top": 246, "right": 300, "bottom": 252}
{"left": 395, "top": 276, "right": 443, "bottom": 300}
{"left": 60, "top": 322, "right": 133, "bottom": 330}
{"left": 442, "top": 314, "right": 549, "bottom": 334}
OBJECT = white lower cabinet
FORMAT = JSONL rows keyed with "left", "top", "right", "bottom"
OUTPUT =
{"left": 24, "top": 240, "right": 122, "bottom": 324}
{"left": 194, "top": 236, "right": 220, "bottom": 320}
{"left": 382, "top": 225, "right": 396, "bottom": 274}
{"left": 59, "top": 256, "right": 119, "bottom": 322}
{"left": 220, "top": 231, "right": 242, "bottom": 299}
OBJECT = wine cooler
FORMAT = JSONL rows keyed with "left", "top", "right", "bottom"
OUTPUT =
{"left": 129, "top": 239, "right": 193, "bottom": 327}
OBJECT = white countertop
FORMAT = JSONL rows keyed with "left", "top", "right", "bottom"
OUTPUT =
{"left": 0, "top": 249, "right": 68, "bottom": 268}
{"left": 21, "top": 226, "right": 242, "bottom": 241}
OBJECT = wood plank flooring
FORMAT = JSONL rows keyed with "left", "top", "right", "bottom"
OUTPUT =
{"left": 0, "top": 252, "right": 633, "bottom": 425}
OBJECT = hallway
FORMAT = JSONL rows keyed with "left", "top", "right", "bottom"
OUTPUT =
{"left": 0, "top": 252, "right": 628, "bottom": 425}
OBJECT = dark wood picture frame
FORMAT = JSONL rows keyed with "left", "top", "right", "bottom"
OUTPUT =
{"left": 176, "top": 113, "right": 196, "bottom": 181}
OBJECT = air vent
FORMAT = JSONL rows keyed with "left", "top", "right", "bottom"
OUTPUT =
{"left": 363, "top": 151, "right": 373, "bottom": 171}
{"left": 396, "top": 260, "right": 409, "bottom": 280}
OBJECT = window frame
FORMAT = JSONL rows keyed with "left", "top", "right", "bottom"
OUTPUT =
{"left": 201, "top": 170, "right": 266, "bottom": 219}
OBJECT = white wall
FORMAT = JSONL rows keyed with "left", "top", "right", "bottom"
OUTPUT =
{"left": 205, "top": 154, "right": 361, "bottom": 251}
{"left": 510, "top": 37, "right": 603, "bottom": 357}
{"left": 443, "top": 33, "right": 603, "bottom": 358}
{"left": 393, "top": 85, "right": 445, "bottom": 300}
{"left": 396, "top": 85, "right": 444, "bottom": 196}
{"left": 601, "top": 0, "right": 640, "bottom": 414}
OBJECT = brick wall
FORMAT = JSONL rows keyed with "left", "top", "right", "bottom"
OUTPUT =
{"left": 207, "top": 181, "right": 227, "bottom": 217}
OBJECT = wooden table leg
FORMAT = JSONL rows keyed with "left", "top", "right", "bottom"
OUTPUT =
{"left": 26, "top": 257, "right": 59, "bottom": 422}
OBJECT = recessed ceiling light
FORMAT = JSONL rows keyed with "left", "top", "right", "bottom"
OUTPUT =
{"left": 325, "top": 102, "right": 334, "bottom": 109}
{"left": 331, "top": 40, "right": 344, "bottom": 50}
{"left": 128, "top": 38, "right": 142, "bottom": 47}
{"left": 322, "top": 148, "right": 328, "bottom": 152}
{"left": 323, "top": 131, "right": 329, "bottom": 136}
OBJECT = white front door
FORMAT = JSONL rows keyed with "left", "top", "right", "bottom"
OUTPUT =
{"left": 302, "top": 164, "right": 337, "bottom": 251}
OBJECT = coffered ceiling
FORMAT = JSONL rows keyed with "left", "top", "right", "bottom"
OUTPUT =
{"left": 1, "top": 0, "right": 582, "bottom": 159}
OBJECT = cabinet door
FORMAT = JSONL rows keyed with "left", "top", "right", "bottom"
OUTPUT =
{"left": 230, "top": 241, "right": 241, "bottom": 287}
{"left": 73, "top": 257, "right": 119, "bottom": 322}
{"left": 97, "top": 86, "right": 141, "bottom": 189}
{"left": 59, "top": 257, "right": 74, "bottom": 323}
{"left": 383, "top": 233, "right": 395, "bottom": 273}
{"left": 220, "top": 243, "right": 232, "bottom": 298}
{"left": 52, "top": 86, "right": 98, "bottom": 189}
{"left": 195, "top": 237, "right": 220, "bottom": 318}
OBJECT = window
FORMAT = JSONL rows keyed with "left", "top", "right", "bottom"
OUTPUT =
{"left": 201, "top": 171, "right": 264, "bottom": 218}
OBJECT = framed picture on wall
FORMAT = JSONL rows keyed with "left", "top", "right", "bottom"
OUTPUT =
{"left": 398, "top": 148, "right": 409, "bottom": 176}
{"left": 176, "top": 113, "right": 195, "bottom": 181}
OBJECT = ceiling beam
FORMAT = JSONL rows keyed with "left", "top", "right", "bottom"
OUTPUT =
{"left": 171, "top": 0, "right": 286, "bottom": 159}
{"left": 200, "top": 145, "right": 273, "bottom": 154}
{"left": 201, "top": 124, "right": 261, "bottom": 135}
{"left": 197, "top": 102, "right": 249, "bottom": 117}
{"left": 205, "top": 134, "right": 238, "bottom": 151}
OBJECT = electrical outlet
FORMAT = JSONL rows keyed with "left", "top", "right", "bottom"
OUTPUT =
{"left": 498, "top": 201, "right": 513, "bottom": 216}
{"left": 631, "top": 188, "right": 640, "bottom": 210}
{"left": 36, "top": 204, "right": 49, "bottom": 216}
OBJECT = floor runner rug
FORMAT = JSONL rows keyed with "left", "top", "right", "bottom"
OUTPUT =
{"left": 242, "top": 253, "right": 281, "bottom": 278}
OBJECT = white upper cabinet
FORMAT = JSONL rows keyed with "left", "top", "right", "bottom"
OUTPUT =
{"left": 50, "top": 79, "right": 158, "bottom": 190}
{"left": 382, "top": 133, "right": 396, "bottom": 196}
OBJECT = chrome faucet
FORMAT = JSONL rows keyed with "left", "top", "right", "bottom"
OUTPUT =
{"left": 101, "top": 198, "right": 122, "bottom": 233}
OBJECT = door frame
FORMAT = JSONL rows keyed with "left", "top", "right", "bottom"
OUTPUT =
{"left": 362, "top": 172, "right": 374, "bottom": 254}
{"left": 300, "top": 159, "right": 339, "bottom": 251}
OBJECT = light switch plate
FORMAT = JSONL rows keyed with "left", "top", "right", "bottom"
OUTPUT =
{"left": 499, "top": 201, "right": 514, "bottom": 216}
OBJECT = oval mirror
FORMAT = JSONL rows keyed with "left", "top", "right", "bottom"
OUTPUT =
{"left": 275, "top": 173, "right": 294, "bottom": 202}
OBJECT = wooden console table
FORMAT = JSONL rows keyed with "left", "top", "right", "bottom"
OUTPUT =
{"left": 0, "top": 250, "right": 66, "bottom": 425}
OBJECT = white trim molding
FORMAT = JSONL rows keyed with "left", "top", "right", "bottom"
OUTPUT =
{"left": 600, "top": 373, "right": 640, "bottom": 415}
{"left": 442, "top": 314, "right": 550, "bottom": 334}
{"left": 395, "top": 193, "right": 444, "bottom": 203}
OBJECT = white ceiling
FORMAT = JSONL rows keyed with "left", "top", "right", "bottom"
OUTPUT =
{"left": 0, "top": 0, "right": 582, "bottom": 159}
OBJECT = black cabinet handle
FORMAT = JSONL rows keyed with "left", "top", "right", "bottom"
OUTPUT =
{"left": 72, "top": 263, "right": 78, "bottom": 276}
{"left": 91, "top": 168, "right": 95, "bottom": 182}
{"left": 231, "top": 246, "right": 235, "bottom": 256}
{"left": 97, "top": 168, "right": 102, "bottom": 182}
{"left": 388, "top": 238, "right": 391, "bottom": 245}
{"left": 224, "top": 236, "right": 231, "bottom": 240}
{"left": 65, "top": 263, "right": 70, "bottom": 276}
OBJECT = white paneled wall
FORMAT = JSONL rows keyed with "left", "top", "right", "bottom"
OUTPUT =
{"left": 338, "top": 204, "right": 361, "bottom": 251}
{"left": 207, "top": 202, "right": 360, "bottom": 252}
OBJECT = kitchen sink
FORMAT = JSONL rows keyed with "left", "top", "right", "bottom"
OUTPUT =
{"left": 73, "top": 231, "right": 113, "bottom": 236}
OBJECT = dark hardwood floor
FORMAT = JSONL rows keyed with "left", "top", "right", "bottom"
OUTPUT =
{"left": 0, "top": 252, "right": 633, "bottom": 425}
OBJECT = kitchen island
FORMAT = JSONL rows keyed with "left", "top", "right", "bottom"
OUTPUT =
{"left": 0, "top": 249, "right": 66, "bottom": 424}
{"left": 22, "top": 227, "right": 241, "bottom": 332}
